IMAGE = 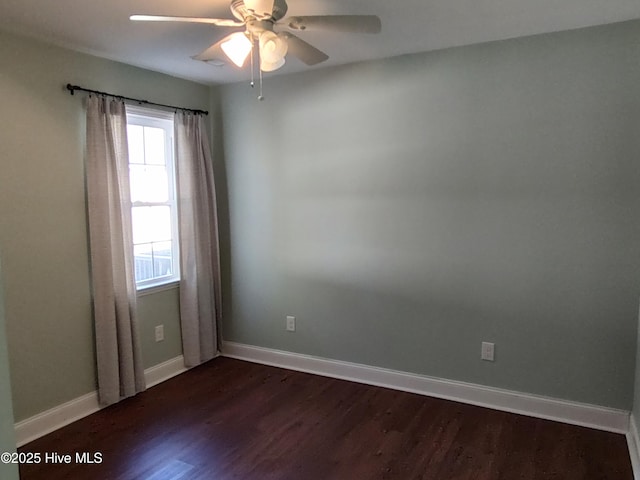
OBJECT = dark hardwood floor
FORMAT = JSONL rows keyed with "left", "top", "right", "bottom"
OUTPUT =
{"left": 19, "top": 357, "right": 632, "bottom": 479}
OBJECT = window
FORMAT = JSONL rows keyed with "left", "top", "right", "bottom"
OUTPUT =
{"left": 126, "top": 107, "right": 180, "bottom": 290}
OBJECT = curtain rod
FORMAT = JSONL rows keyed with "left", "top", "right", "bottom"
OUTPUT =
{"left": 66, "top": 84, "right": 208, "bottom": 116}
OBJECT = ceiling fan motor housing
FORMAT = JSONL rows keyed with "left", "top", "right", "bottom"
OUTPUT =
{"left": 246, "top": 20, "right": 276, "bottom": 36}
{"left": 231, "top": 0, "right": 288, "bottom": 22}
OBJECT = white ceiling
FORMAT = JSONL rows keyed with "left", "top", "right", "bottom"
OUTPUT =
{"left": 1, "top": 0, "right": 638, "bottom": 86}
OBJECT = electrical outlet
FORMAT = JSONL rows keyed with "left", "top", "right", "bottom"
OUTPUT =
{"left": 155, "top": 325, "right": 164, "bottom": 342}
{"left": 481, "top": 342, "right": 495, "bottom": 361}
{"left": 286, "top": 316, "right": 296, "bottom": 332}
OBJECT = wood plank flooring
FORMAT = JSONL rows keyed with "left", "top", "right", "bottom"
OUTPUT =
{"left": 19, "top": 357, "right": 633, "bottom": 479}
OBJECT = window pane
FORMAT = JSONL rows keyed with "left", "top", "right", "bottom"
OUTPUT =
{"left": 132, "top": 206, "right": 172, "bottom": 245}
{"left": 127, "top": 125, "right": 145, "bottom": 164}
{"left": 126, "top": 111, "right": 179, "bottom": 289}
{"left": 144, "top": 126, "right": 166, "bottom": 165}
{"left": 134, "top": 243, "right": 154, "bottom": 283}
{"left": 152, "top": 241, "right": 173, "bottom": 278}
{"left": 129, "top": 165, "right": 169, "bottom": 203}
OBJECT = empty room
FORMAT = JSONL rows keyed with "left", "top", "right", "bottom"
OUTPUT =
{"left": 1, "top": 0, "right": 640, "bottom": 479}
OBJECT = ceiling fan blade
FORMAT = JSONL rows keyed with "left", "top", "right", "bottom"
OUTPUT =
{"left": 192, "top": 35, "right": 233, "bottom": 63}
{"left": 243, "top": 0, "right": 275, "bottom": 17}
{"left": 281, "top": 32, "right": 328, "bottom": 66}
{"left": 130, "top": 15, "right": 244, "bottom": 27}
{"left": 286, "top": 15, "right": 381, "bottom": 34}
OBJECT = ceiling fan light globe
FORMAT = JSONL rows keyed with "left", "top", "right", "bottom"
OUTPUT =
{"left": 221, "top": 32, "right": 253, "bottom": 67}
{"left": 260, "top": 56, "right": 285, "bottom": 72}
{"left": 259, "top": 31, "right": 288, "bottom": 63}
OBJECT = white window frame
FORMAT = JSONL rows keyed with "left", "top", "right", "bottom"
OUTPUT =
{"left": 126, "top": 105, "right": 180, "bottom": 291}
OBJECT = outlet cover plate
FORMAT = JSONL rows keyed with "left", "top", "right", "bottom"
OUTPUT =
{"left": 286, "top": 316, "right": 296, "bottom": 332}
{"left": 481, "top": 342, "right": 495, "bottom": 361}
{"left": 155, "top": 325, "right": 164, "bottom": 342}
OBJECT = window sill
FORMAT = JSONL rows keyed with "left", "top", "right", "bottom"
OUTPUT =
{"left": 136, "top": 281, "right": 180, "bottom": 297}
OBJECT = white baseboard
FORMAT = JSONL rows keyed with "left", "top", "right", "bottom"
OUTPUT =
{"left": 15, "top": 344, "right": 635, "bottom": 466}
{"left": 628, "top": 414, "right": 640, "bottom": 479}
{"left": 14, "top": 391, "right": 101, "bottom": 448}
{"left": 15, "top": 355, "right": 186, "bottom": 447}
{"left": 222, "top": 341, "right": 630, "bottom": 434}
{"left": 144, "top": 355, "right": 188, "bottom": 388}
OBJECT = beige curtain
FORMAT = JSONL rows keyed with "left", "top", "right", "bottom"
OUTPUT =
{"left": 86, "top": 96, "right": 146, "bottom": 405}
{"left": 175, "top": 112, "right": 222, "bottom": 367}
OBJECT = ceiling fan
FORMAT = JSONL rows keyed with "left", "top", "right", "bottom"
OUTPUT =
{"left": 131, "top": 0, "right": 381, "bottom": 74}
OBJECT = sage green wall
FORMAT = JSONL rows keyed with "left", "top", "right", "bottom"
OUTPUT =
{"left": 0, "top": 30, "right": 209, "bottom": 421}
{"left": 0, "top": 261, "right": 19, "bottom": 479}
{"left": 138, "top": 288, "right": 183, "bottom": 370}
{"left": 219, "top": 20, "right": 640, "bottom": 409}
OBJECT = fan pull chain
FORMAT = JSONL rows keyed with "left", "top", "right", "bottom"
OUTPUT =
{"left": 257, "top": 34, "right": 264, "bottom": 101}
{"left": 248, "top": 34, "right": 264, "bottom": 101}
{"left": 249, "top": 42, "right": 255, "bottom": 89}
